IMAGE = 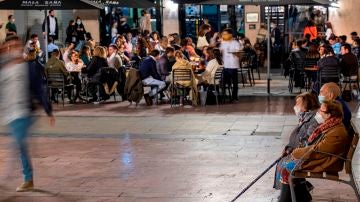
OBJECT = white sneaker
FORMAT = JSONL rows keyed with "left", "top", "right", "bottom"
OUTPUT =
{"left": 16, "top": 180, "right": 34, "bottom": 192}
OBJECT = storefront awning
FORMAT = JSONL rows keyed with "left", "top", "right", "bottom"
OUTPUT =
{"left": 0, "top": 0, "right": 104, "bottom": 10}
{"left": 198, "top": 0, "right": 331, "bottom": 5}
{"left": 92, "top": 0, "right": 155, "bottom": 8}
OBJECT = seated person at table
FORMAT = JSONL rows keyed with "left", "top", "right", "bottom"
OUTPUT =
{"left": 171, "top": 50, "right": 198, "bottom": 105}
{"left": 287, "top": 40, "right": 307, "bottom": 88}
{"left": 86, "top": 46, "right": 109, "bottom": 102}
{"left": 201, "top": 48, "right": 223, "bottom": 85}
{"left": 274, "top": 92, "right": 320, "bottom": 190}
{"left": 319, "top": 82, "right": 351, "bottom": 129}
{"left": 45, "top": 49, "right": 70, "bottom": 103}
{"left": 65, "top": 50, "right": 84, "bottom": 103}
{"left": 139, "top": 49, "right": 166, "bottom": 106}
{"left": 340, "top": 43, "right": 358, "bottom": 77}
{"left": 25, "top": 34, "right": 42, "bottom": 58}
{"left": 62, "top": 43, "right": 74, "bottom": 67}
{"left": 276, "top": 100, "right": 350, "bottom": 202}
{"left": 304, "top": 44, "right": 320, "bottom": 83}
{"left": 317, "top": 44, "right": 340, "bottom": 84}
{"left": 80, "top": 45, "right": 92, "bottom": 66}
{"left": 185, "top": 37, "right": 199, "bottom": 58}
{"left": 107, "top": 44, "right": 122, "bottom": 69}
{"left": 157, "top": 46, "right": 175, "bottom": 81}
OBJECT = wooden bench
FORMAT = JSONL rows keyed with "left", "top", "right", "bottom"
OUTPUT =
{"left": 289, "top": 122, "right": 360, "bottom": 202}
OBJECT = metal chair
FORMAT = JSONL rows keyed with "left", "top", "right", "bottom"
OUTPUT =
{"left": 238, "top": 52, "right": 253, "bottom": 87}
{"left": 171, "top": 68, "right": 193, "bottom": 107}
{"left": 47, "top": 72, "right": 74, "bottom": 106}
{"left": 318, "top": 66, "right": 341, "bottom": 90}
{"left": 211, "top": 67, "right": 227, "bottom": 106}
{"left": 342, "top": 74, "right": 360, "bottom": 100}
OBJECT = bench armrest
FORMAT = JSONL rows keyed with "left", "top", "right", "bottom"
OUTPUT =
{"left": 313, "top": 150, "right": 349, "bottom": 161}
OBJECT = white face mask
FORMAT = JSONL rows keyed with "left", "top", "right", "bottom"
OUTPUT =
{"left": 77, "top": 21, "right": 81, "bottom": 25}
{"left": 293, "top": 106, "right": 301, "bottom": 117}
{"left": 314, "top": 112, "right": 325, "bottom": 124}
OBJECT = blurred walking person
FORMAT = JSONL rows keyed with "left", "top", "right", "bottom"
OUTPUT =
{"left": 0, "top": 36, "right": 55, "bottom": 192}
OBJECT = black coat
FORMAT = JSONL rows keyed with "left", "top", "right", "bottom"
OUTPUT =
{"left": 340, "top": 53, "right": 358, "bottom": 76}
{"left": 75, "top": 23, "right": 86, "bottom": 41}
{"left": 139, "top": 57, "right": 162, "bottom": 81}
{"left": 65, "top": 25, "right": 77, "bottom": 44}
{"left": 42, "top": 16, "right": 59, "bottom": 40}
{"left": 86, "top": 56, "right": 108, "bottom": 78}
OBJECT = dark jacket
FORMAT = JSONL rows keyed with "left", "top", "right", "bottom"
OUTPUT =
{"left": 139, "top": 57, "right": 162, "bottom": 81}
{"left": 157, "top": 54, "right": 171, "bottom": 80}
{"left": 86, "top": 56, "right": 108, "bottom": 78}
{"left": 75, "top": 23, "right": 86, "bottom": 41}
{"left": 336, "top": 97, "right": 352, "bottom": 129}
{"left": 317, "top": 55, "right": 340, "bottom": 83}
{"left": 45, "top": 56, "right": 69, "bottom": 77}
{"left": 65, "top": 24, "right": 77, "bottom": 44}
{"left": 124, "top": 68, "right": 144, "bottom": 103}
{"left": 118, "top": 23, "right": 131, "bottom": 35}
{"left": 340, "top": 53, "right": 358, "bottom": 76}
{"left": 42, "top": 16, "right": 59, "bottom": 40}
{"left": 28, "top": 59, "right": 53, "bottom": 116}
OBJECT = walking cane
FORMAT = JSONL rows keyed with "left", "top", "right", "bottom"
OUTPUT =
{"left": 230, "top": 157, "right": 282, "bottom": 202}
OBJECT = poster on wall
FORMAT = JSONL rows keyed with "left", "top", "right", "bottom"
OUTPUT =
{"left": 246, "top": 12, "right": 259, "bottom": 23}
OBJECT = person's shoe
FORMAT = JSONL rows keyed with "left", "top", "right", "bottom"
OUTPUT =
{"left": 16, "top": 180, "right": 34, "bottom": 192}
{"left": 144, "top": 94, "right": 153, "bottom": 106}
{"left": 305, "top": 181, "right": 314, "bottom": 192}
{"left": 278, "top": 184, "right": 291, "bottom": 202}
{"left": 295, "top": 182, "right": 312, "bottom": 202}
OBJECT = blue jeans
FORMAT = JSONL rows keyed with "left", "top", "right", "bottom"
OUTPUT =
{"left": 75, "top": 40, "right": 85, "bottom": 52}
{"left": 9, "top": 117, "right": 33, "bottom": 182}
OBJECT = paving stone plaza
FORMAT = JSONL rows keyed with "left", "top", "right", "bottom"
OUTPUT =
{"left": 0, "top": 97, "right": 359, "bottom": 201}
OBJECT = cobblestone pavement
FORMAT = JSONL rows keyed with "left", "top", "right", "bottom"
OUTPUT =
{"left": 0, "top": 97, "right": 359, "bottom": 202}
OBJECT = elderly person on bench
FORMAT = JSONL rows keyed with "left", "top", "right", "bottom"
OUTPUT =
{"left": 274, "top": 92, "right": 320, "bottom": 190}
{"left": 276, "top": 100, "right": 351, "bottom": 202}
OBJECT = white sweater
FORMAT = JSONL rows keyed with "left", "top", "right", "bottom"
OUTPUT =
{"left": 0, "top": 63, "right": 31, "bottom": 124}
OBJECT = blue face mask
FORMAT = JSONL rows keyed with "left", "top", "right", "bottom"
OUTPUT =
{"left": 318, "top": 95, "right": 326, "bottom": 104}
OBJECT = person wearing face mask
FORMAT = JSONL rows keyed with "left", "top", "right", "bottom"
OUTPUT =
{"left": 42, "top": 10, "right": 59, "bottom": 41}
{"left": 5, "top": 15, "right": 17, "bottom": 37}
{"left": 318, "top": 82, "right": 351, "bottom": 129}
{"left": 276, "top": 100, "right": 350, "bottom": 202}
{"left": 219, "top": 28, "right": 241, "bottom": 102}
{"left": 274, "top": 93, "right": 319, "bottom": 191}
{"left": 74, "top": 16, "right": 87, "bottom": 52}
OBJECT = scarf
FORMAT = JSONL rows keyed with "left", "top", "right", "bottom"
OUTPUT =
{"left": 307, "top": 117, "right": 342, "bottom": 144}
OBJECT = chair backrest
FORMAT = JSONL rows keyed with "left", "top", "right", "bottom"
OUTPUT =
{"left": 345, "top": 125, "right": 359, "bottom": 174}
{"left": 47, "top": 72, "right": 65, "bottom": 84}
{"left": 173, "top": 68, "right": 192, "bottom": 82}
{"left": 319, "top": 66, "right": 340, "bottom": 81}
{"left": 213, "top": 67, "right": 224, "bottom": 85}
